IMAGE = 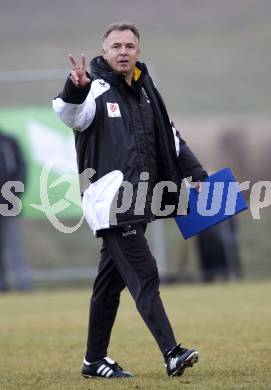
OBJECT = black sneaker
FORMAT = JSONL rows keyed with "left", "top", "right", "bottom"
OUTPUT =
{"left": 165, "top": 344, "right": 199, "bottom": 377}
{"left": 82, "top": 356, "right": 134, "bottom": 378}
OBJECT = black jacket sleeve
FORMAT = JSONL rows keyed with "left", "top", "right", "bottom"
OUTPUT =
{"left": 178, "top": 137, "right": 208, "bottom": 181}
{"left": 171, "top": 122, "right": 208, "bottom": 181}
{"left": 57, "top": 73, "right": 92, "bottom": 104}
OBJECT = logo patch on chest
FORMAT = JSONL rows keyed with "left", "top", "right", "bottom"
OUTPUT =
{"left": 106, "top": 102, "right": 121, "bottom": 117}
{"left": 122, "top": 229, "right": 137, "bottom": 237}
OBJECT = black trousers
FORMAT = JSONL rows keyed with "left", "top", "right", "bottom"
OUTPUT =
{"left": 85, "top": 224, "right": 177, "bottom": 362}
{"left": 0, "top": 217, "right": 8, "bottom": 291}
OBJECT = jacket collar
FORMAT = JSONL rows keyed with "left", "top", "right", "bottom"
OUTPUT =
{"left": 90, "top": 56, "right": 148, "bottom": 87}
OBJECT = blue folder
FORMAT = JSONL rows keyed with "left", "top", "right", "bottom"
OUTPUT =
{"left": 175, "top": 167, "right": 248, "bottom": 239}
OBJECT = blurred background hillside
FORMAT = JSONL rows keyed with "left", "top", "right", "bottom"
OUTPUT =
{"left": 1, "top": 0, "right": 271, "bottom": 113}
{"left": 0, "top": 0, "right": 270, "bottom": 288}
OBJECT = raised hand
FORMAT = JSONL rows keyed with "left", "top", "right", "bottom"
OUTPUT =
{"left": 68, "top": 53, "right": 91, "bottom": 88}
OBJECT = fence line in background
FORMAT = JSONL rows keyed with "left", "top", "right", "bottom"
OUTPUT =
{"left": 0, "top": 69, "right": 69, "bottom": 83}
{"left": 30, "top": 267, "right": 98, "bottom": 282}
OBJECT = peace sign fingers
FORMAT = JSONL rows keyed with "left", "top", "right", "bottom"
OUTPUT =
{"left": 68, "top": 53, "right": 90, "bottom": 88}
{"left": 80, "top": 53, "right": 86, "bottom": 71}
{"left": 68, "top": 53, "right": 78, "bottom": 69}
{"left": 70, "top": 68, "right": 80, "bottom": 87}
{"left": 68, "top": 53, "right": 86, "bottom": 72}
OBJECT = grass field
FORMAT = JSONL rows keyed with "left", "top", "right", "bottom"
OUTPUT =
{"left": 0, "top": 282, "right": 270, "bottom": 389}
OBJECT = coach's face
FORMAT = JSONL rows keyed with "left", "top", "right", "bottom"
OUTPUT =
{"left": 102, "top": 29, "right": 140, "bottom": 77}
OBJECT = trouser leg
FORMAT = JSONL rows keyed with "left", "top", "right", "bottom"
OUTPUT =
{"left": 86, "top": 241, "right": 126, "bottom": 362}
{"left": 4, "top": 216, "right": 32, "bottom": 290}
{"left": 102, "top": 224, "right": 177, "bottom": 356}
{"left": 0, "top": 217, "right": 8, "bottom": 292}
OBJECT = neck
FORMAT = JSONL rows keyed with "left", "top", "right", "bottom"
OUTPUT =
{"left": 121, "top": 71, "right": 133, "bottom": 86}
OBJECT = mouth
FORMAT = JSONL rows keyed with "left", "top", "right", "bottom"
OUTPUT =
{"left": 118, "top": 59, "right": 129, "bottom": 66}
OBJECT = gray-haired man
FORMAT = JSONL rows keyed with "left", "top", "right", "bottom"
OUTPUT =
{"left": 53, "top": 22, "right": 207, "bottom": 379}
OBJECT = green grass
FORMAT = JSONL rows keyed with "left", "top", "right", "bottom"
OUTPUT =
{"left": 0, "top": 282, "right": 270, "bottom": 389}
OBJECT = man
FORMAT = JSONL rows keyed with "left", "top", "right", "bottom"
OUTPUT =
{"left": 0, "top": 129, "right": 31, "bottom": 292}
{"left": 53, "top": 22, "right": 207, "bottom": 379}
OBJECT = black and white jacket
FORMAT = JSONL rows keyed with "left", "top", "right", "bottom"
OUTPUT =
{"left": 53, "top": 56, "right": 207, "bottom": 235}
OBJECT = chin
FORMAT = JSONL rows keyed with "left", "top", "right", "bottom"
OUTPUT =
{"left": 118, "top": 67, "right": 130, "bottom": 74}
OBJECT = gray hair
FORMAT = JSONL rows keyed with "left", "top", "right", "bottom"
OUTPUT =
{"left": 102, "top": 22, "right": 140, "bottom": 48}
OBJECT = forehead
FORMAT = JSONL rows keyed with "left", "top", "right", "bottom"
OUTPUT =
{"left": 106, "top": 29, "right": 139, "bottom": 45}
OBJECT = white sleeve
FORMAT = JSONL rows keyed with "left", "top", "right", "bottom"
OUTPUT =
{"left": 52, "top": 89, "right": 96, "bottom": 132}
{"left": 171, "top": 123, "right": 180, "bottom": 157}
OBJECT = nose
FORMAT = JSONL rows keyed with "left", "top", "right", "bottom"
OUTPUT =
{"left": 119, "top": 45, "right": 127, "bottom": 55}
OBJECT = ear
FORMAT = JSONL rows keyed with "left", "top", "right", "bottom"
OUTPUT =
{"left": 137, "top": 47, "right": 141, "bottom": 60}
{"left": 102, "top": 48, "right": 106, "bottom": 60}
